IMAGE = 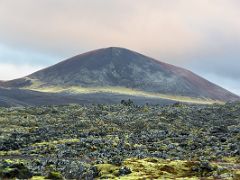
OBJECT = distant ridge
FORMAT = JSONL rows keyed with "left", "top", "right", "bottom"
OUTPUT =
{"left": 2, "top": 47, "right": 240, "bottom": 102}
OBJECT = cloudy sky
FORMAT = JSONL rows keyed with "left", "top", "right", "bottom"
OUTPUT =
{"left": 0, "top": 0, "right": 239, "bottom": 95}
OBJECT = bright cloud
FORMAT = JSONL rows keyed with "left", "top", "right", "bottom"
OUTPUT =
{"left": 0, "top": 0, "right": 239, "bottom": 95}
{"left": 0, "top": 63, "right": 43, "bottom": 80}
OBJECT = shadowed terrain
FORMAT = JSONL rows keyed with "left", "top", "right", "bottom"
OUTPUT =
{"left": 0, "top": 87, "right": 177, "bottom": 107}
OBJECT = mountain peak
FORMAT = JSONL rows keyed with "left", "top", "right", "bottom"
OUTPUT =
{"left": 105, "top": 46, "right": 127, "bottom": 50}
{"left": 81, "top": 47, "right": 140, "bottom": 58}
{"left": 102, "top": 46, "right": 134, "bottom": 51}
{"left": 82, "top": 47, "right": 143, "bottom": 60}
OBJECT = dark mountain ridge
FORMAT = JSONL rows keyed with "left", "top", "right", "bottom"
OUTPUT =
{"left": 2, "top": 47, "right": 240, "bottom": 102}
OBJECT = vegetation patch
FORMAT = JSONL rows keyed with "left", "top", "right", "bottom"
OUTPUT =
{"left": 0, "top": 102, "right": 239, "bottom": 179}
{"left": 25, "top": 85, "right": 222, "bottom": 104}
{"left": 96, "top": 158, "right": 240, "bottom": 179}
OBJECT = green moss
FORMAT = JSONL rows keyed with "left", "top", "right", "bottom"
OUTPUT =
{"left": 0, "top": 150, "right": 21, "bottom": 156}
{"left": 96, "top": 164, "right": 119, "bottom": 178}
{"left": 2, "top": 159, "right": 14, "bottom": 164}
{"left": 96, "top": 158, "right": 235, "bottom": 179}
{"left": 32, "top": 138, "right": 80, "bottom": 147}
{"left": 222, "top": 156, "right": 239, "bottom": 163}
{"left": 233, "top": 170, "right": 240, "bottom": 180}
{"left": 45, "top": 171, "right": 63, "bottom": 179}
{"left": 31, "top": 176, "right": 46, "bottom": 180}
{"left": 0, "top": 160, "right": 32, "bottom": 179}
{"left": 0, "top": 103, "right": 239, "bottom": 179}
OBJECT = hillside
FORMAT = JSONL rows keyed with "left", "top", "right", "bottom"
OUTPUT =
{"left": 3, "top": 47, "right": 239, "bottom": 102}
{"left": 0, "top": 87, "right": 180, "bottom": 107}
{"left": 0, "top": 87, "right": 77, "bottom": 107}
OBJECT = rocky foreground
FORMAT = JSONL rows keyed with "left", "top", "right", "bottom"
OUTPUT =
{"left": 0, "top": 101, "right": 239, "bottom": 179}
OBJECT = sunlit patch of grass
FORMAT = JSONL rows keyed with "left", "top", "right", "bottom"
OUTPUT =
{"left": 31, "top": 176, "right": 45, "bottom": 180}
{"left": 0, "top": 150, "right": 21, "bottom": 156}
{"left": 222, "top": 156, "right": 240, "bottom": 163}
{"left": 96, "top": 158, "right": 203, "bottom": 179}
{"left": 97, "top": 164, "right": 119, "bottom": 179}
{"left": 24, "top": 84, "right": 223, "bottom": 104}
{"left": 32, "top": 138, "right": 80, "bottom": 146}
{"left": 96, "top": 158, "right": 240, "bottom": 179}
{"left": 122, "top": 158, "right": 199, "bottom": 179}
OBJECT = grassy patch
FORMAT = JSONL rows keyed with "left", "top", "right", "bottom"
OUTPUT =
{"left": 0, "top": 150, "right": 21, "bottom": 156}
{"left": 96, "top": 158, "right": 239, "bottom": 179}
{"left": 25, "top": 85, "right": 223, "bottom": 104}
{"left": 32, "top": 138, "right": 80, "bottom": 147}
